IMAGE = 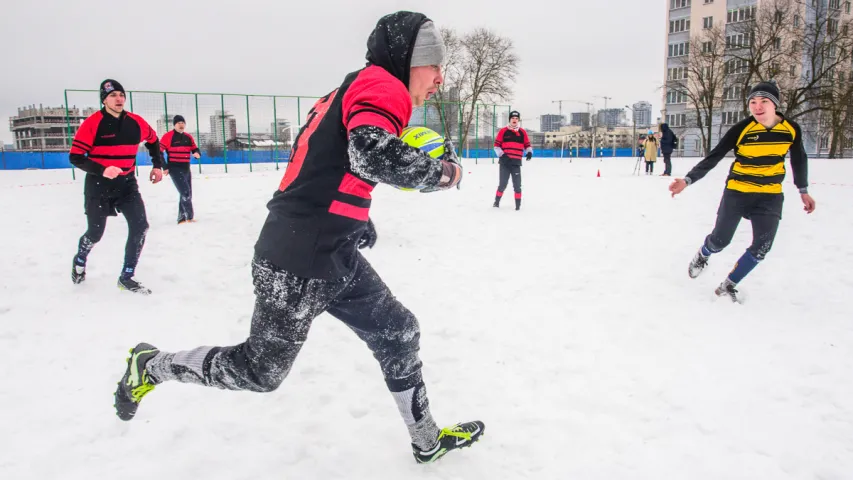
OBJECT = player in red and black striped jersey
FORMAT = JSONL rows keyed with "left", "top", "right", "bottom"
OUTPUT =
{"left": 69, "top": 79, "right": 165, "bottom": 295}
{"left": 115, "top": 13, "right": 483, "bottom": 464}
{"left": 160, "top": 115, "right": 200, "bottom": 224}
{"left": 493, "top": 110, "right": 533, "bottom": 210}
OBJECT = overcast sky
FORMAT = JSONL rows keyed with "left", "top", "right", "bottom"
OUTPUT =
{"left": 0, "top": 0, "right": 666, "bottom": 143}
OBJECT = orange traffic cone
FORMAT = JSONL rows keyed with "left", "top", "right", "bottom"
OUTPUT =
{"left": 596, "top": 169, "right": 601, "bottom": 177}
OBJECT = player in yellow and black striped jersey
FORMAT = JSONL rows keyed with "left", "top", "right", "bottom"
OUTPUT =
{"left": 669, "top": 81, "right": 817, "bottom": 303}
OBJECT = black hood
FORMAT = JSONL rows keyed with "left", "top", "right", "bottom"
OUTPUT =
{"left": 365, "top": 11, "right": 429, "bottom": 88}
{"left": 661, "top": 123, "right": 670, "bottom": 132}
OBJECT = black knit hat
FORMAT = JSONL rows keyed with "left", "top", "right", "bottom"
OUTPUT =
{"left": 99, "top": 79, "right": 125, "bottom": 103}
{"left": 509, "top": 110, "right": 520, "bottom": 119}
{"left": 747, "top": 81, "right": 780, "bottom": 107}
{"left": 173, "top": 115, "right": 186, "bottom": 125}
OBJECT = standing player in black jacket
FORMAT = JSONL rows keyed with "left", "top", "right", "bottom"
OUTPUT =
{"left": 493, "top": 110, "right": 532, "bottom": 210}
{"left": 669, "top": 82, "right": 816, "bottom": 302}
{"left": 160, "top": 115, "right": 201, "bottom": 224}
{"left": 69, "top": 79, "right": 164, "bottom": 294}
{"left": 113, "top": 12, "right": 483, "bottom": 464}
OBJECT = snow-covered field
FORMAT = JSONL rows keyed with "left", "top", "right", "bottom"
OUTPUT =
{"left": 1, "top": 157, "right": 851, "bottom": 480}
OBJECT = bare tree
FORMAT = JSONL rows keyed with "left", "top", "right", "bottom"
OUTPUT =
{"left": 666, "top": 25, "right": 728, "bottom": 155}
{"left": 433, "top": 27, "right": 519, "bottom": 149}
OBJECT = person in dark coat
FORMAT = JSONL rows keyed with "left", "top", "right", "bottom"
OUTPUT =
{"left": 659, "top": 123, "right": 677, "bottom": 176}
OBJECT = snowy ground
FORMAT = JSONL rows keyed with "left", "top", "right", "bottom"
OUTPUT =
{"left": 1, "top": 157, "right": 852, "bottom": 480}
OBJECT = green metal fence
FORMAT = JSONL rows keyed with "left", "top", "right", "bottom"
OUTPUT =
{"left": 63, "top": 89, "right": 512, "bottom": 180}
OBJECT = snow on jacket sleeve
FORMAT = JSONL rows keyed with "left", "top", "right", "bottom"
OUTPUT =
{"left": 348, "top": 125, "right": 443, "bottom": 189}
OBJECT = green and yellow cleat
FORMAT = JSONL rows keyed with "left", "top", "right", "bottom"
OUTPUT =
{"left": 412, "top": 421, "right": 485, "bottom": 464}
{"left": 114, "top": 343, "right": 159, "bottom": 421}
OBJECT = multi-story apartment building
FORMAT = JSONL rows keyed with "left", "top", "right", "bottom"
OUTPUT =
{"left": 663, "top": 0, "right": 849, "bottom": 156}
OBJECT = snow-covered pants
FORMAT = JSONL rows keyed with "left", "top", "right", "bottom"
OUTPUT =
{"left": 158, "top": 253, "right": 430, "bottom": 420}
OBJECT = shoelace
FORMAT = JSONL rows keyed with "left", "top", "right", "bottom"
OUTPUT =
{"left": 130, "top": 372, "right": 155, "bottom": 403}
{"left": 437, "top": 425, "right": 473, "bottom": 442}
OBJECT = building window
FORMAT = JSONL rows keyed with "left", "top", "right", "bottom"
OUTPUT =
{"left": 727, "top": 33, "right": 752, "bottom": 49}
{"left": 847, "top": 2, "right": 851, "bottom": 14}
{"left": 830, "top": 0, "right": 841, "bottom": 8}
{"left": 705, "top": 0, "right": 713, "bottom": 3}
{"left": 829, "top": 19, "right": 839, "bottom": 34}
{"left": 820, "top": 137, "right": 829, "bottom": 149}
{"left": 773, "top": 37, "right": 781, "bottom": 49}
{"left": 703, "top": 16, "right": 713, "bottom": 29}
{"left": 790, "top": 65, "right": 797, "bottom": 77}
{"left": 702, "top": 41, "right": 712, "bottom": 52}
{"left": 792, "top": 40, "right": 799, "bottom": 52}
{"left": 668, "top": 42, "right": 690, "bottom": 57}
{"left": 669, "top": 17, "right": 691, "bottom": 33}
{"left": 727, "top": 6, "right": 756, "bottom": 23}
{"left": 666, "top": 90, "right": 687, "bottom": 104}
{"left": 794, "top": 15, "right": 800, "bottom": 27}
{"left": 668, "top": 67, "right": 689, "bottom": 80}
{"left": 670, "top": 0, "right": 692, "bottom": 9}
{"left": 722, "top": 111, "right": 744, "bottom": 125}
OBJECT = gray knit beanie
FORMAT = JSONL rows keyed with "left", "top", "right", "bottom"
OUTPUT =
{"left": 411, "top": 21, "right": 446, "bottom": 67}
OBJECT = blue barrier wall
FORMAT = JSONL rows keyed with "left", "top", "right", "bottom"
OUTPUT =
{"left": 1, "top": 148, "right": 643, "bottom": 170}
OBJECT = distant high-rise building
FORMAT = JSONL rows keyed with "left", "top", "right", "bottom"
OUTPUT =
{"left": 270, "top": 118, "right": 293, "bottom": 142}
{"left": 9, "top": 104, "right": 97, "bottom": 152}
{"left": 209, "top": 110, "right": 237, "bottom": 146}
{"left": 571, "top": 112, "right": 591, "bottom": 129}
{"left": 540, "top": 114, "right": 565, "bottom": 133}
{"left": 597, "top": 108, "right": 627, "bottom": 129}
{"left": 632, "top": 101, "right": 653, "bottom": 127}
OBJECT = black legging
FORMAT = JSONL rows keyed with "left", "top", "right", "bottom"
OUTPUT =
{"left": 168, "top": 164, "right": 194, "bottom": 223}
{"left": 77, "top": 189, "right": 149, "bottom": 274}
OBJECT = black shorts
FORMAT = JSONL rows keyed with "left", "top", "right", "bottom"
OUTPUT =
{"left": 718, "top": 189, "right": 784, "bottom": 220}
{"left": 83, "top": 173, "right": 141, "bottom": 217}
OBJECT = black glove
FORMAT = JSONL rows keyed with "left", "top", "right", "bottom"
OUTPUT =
{"left": 358, "top": 218, "right": 377, "bottom": 249}
{"left": 499, "top": 154, "right": 510, "bottom": 163}
{"left": 525, "top": 152, "right": 532, "bottom": 161}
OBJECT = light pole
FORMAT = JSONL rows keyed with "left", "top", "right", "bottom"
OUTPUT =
{"left": 626, "top": 104, "right": 637, "bottom": 158}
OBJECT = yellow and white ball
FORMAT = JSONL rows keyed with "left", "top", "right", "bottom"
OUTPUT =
{"left": 396, "top": 126, "right": 445, "bottom": 191}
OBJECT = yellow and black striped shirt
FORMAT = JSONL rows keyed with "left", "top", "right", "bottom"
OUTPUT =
{"left": 685, "top": 115, "right": 808, "bottom": 194}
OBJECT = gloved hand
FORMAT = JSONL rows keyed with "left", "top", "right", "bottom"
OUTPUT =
{"left": 443, "top": 139, "right": 459, "bottom": 164}
{"left": 358, "top": 218, "right": 377, "bottom": 249}
{"left": 525, "top": 152, "right": 532, "bottom": 161}
{"left": 499, "top": 154, "right": 510, "bottom": 163}
{"left": 420, "top": 160, "right": 462, "bottom": 193}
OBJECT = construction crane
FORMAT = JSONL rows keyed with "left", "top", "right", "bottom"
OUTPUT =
{"left": 594, "top": 95, "right": 612, "bottom": 111}
{"left": 549, "top": 99, "right": 594, "bottom": 128}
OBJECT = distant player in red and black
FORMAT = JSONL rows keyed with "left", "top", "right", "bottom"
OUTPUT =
{"left": 160, "top": 115, "right": 200, "bottom": 224}
{"left": 493, "top": 110, "right": 532, "bottom": 210}
{"left": 69, "top": 79, "right": 164, "bottom": 294}
{"left": 114, "top": 12, "right": 483, "bottom": 464}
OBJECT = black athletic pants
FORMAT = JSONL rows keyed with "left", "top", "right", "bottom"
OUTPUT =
{"left": 663, "top": 152, "right": 672, "bottom": 175}
{"left": 496, "top": 163, "right": 522, "bottom": 208}
{"left": 704, "top": 190, "right": 782, "bottom": 260}
{"left": 160, "top": 253, "right": 430, "bottom": 420}
{"left": 645, "top": 161, "right": 654, "bottom": 173}
{"left": 76, "top": 174, "right": 149, "bottom": 277}
{"left": 168, "top": 163, "right": 194, "bottom": 223}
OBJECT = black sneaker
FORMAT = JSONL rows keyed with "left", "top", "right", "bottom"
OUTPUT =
{"left": 412, "top": 421, "right": 485, "bottom": 464}
{"left": 114, "top": 343, "right": 160, "bottom": 421}
{"left": 71, "top": 257, "right": 86, "bottom": 284}
{"left": 493, "top": 200, "right": 500, "bottom": 208}
{"left": 688, "top": 250, "right": 709, "bottom": 279}
{"left": 118, "top": 276, "right": 152, "bottom": 295}
{"left": 715, "top": 279, "right": 744, "bottom": 303}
